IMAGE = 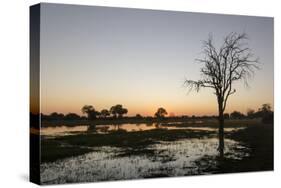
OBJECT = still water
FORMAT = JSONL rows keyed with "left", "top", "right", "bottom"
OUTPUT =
{"left": 40, "top": 123, "right": 249, "bottom": 184}
{"left": 40, "top": 123, "right": 244, "bottom": 137}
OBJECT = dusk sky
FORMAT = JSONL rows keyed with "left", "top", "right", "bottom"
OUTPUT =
{"left": 40, "top": 3, "right": 273, "bottom": 116}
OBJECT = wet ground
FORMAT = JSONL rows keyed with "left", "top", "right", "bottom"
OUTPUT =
{"left": 40, "top": 123, "right": 245, "bottom": 136}
{"left": 40, "top": 123, "right": 251, "bottom": 184}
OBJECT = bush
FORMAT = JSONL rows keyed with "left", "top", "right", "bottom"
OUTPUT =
{"left": 262, "top": 112, "right": 273, "bottom": 124}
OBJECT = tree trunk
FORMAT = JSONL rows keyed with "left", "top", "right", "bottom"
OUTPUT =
{"left": 218, "top": 100, "right": 225, "bottom": 159}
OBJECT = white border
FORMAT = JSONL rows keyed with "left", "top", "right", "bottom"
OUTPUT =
{"left": 0, "top": 0, "right": 279, "bottom": 187}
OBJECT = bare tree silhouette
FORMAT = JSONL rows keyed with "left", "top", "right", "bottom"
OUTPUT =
{"left": 184, "top": 32, "right": 259, "bottom": 158}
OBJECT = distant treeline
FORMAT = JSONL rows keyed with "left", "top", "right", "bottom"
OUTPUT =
{"left": 224, "top": 104, "right": 273, "bottom": 123}
{"left": 35, "top": 103, "right": 273, "bottom": 124}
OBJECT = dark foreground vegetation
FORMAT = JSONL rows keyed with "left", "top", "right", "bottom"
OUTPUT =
{"left": 226, "top": 123, "right": 273, "bottom": 172}
{"left": 197, "top": 123, "right": 273, "bottom": 173}
{"left": 41, "top": 119, "right": 273, "bottom": 173}
{"left": 41, "top": 128, "right": 215, "bottom": 163}
{"left": 38, "top": 103, "right": 273, "bottom": 175}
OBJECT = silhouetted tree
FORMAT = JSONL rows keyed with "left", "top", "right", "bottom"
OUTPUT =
{"left": 230, "top": 111, "right": 245, "bottom": 119}
{"left": 110, "top": 104, "right": 128, "bottom": 118}
{"left": 49, "top": 112, "right": 64, "bottom": 120}
{"left": 100, "top": 109, "right": 110, "bottom": 118}
{"left": 247, "top": 109, "right": 255, "bottom": 119}
{"left": 258, "top": 104, "right": 272, "bottom": 115}
{"left": 154, "top": 107, "right": 168, "bottom": 118}
{"left": 184, "top": 32, "right": 259, "bottom": 157}
{"left": 81, "top": 105, "right": 97, "bottom": 120}
{"left": 64, "top": 113, "right": 81, "bottom": 120}
{"left": 223, "top": 113, "right": 230, "bottom": 120}
{"left": 136, "top": 114, "right": 142, "bottom": 119}
{"left": 95, "top": 111, "right": 101, "bottom": 118}
{"left": 256, "top": 103, "right": 273, "bottom": 123}
{"left": 110, "top": 106, "right": 117, "bottom": 118}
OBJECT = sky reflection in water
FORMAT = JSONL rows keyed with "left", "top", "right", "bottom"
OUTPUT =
{"left": 41, "top": 123, "right": 245, "bottom": 137}
{"left": 40, "top": 138, "right": 249, "bottom": 184}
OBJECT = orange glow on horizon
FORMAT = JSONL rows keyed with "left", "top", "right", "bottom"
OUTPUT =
{"left": 41, "top": 97, "right": 273, "bottom": 117}
{"left": 37, "top": 6, "right": 273, "bottom": 119}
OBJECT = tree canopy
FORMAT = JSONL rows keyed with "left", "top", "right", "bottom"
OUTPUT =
{"left": 110, "top": 104, "right": 128, "bottom": 118}
{"left": 154, "top": 107, "right": 168, "bottom": 118}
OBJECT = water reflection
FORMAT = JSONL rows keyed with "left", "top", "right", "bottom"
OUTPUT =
{"left": 40, "top": 138, "right": 249, "bottom": 184}
{"left": 105, "top": 123, "right": 160, "bottom": 132}
{"left": 40, "top": 125, "right": 89, "bottom": 136}
{"left": 41, "top": 123, "right": 244, "bottom": 137}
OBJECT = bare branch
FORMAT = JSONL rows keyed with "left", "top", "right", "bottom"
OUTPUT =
{"left": 184, "top": 79, "right": 215, "bottom": 93}
{"left": 184, "top": 32, "right": 259, "bottom": 113}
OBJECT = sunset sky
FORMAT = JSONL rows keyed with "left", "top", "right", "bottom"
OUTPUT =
{"left": 39, "top": 3, "right": 273, "bottom": 116}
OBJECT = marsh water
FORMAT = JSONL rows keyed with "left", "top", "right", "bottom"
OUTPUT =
{"left": 40, "top": 123, "right": 249, "bottom": 184}
{"left": 40, "top": 123, "right": 243, "bottom": 136}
